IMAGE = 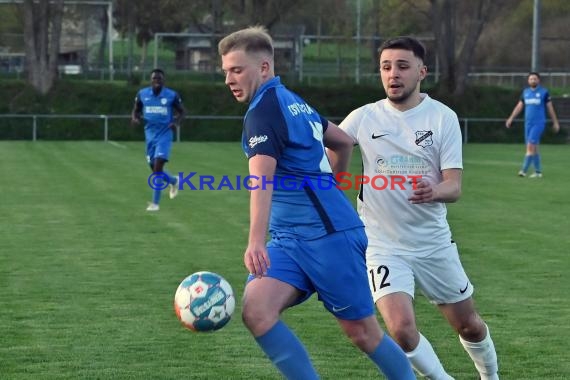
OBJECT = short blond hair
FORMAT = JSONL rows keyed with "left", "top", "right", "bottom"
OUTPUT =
{"left": 218, "top": 26, "right": 274, "bottom": 57}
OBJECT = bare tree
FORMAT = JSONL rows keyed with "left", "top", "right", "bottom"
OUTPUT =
{"left": 370, "top": 0, "right": 381, "bottom": 73}
{"left": 232, "top": 0, "right": 303, "bottom": 30}
{"left": 113, "top": 0, "right": 191, "bottom": 71}
{"left": 429, "top": 0, "right": 507, "bottom": 95}
{"left": 96, "top": 6, "right": 108, "bottom": 70}
{"left": 22, "top": 0, "right": 64, "bottom": 95}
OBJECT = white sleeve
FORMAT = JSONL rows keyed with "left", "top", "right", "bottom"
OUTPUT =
{"left": 440, "top": 111, "right": 463, "bottom": 170}
{"left": 338, "top": 108, "right": 363, "bottom": 144}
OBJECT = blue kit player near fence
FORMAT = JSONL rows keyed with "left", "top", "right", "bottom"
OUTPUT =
{"left": 131, "top": 68, "right": 186, "bottom": 211}
{"left": 505, "top": 72, "right": 560, "bottom": 178}
{"left": 218, "top": 26, "right": 415, "bottom": 380}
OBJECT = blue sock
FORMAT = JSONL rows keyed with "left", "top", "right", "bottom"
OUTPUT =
{"left": 255, "top": 321, "right": 319, "bottom": 380}
{"left": 164, "top": 171, "right": 178, "bottom": 185}
{"left": 152, "top": 177, "right": 163, "bottom": 205}
{"left": 522, "top": 155, "right": 532, "bottom": 173}
{"left": 368, "top": 334, "right": 416, "bottom": 380}
{"left": 533, "top": 154, "right": 542, "bottom": 173}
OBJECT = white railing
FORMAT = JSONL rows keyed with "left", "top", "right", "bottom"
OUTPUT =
{"left": 0, "top": 114, "right": 243, "bottom": 142}
{"left": 466, "top": 72, "right": 570, "bottom": 88}
{"left": 0, "top": 114, "right": 568, "bottom": 143}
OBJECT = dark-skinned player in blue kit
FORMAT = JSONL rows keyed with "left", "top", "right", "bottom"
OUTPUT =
{"left": 131, "top": 68, "right": 186, "bottom": 211}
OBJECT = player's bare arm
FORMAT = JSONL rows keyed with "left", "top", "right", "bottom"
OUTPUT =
{"left": 409, "top": 168, "right": 462, "bottom": 204}
{"left": 506, "top": 100, "right": 524, "bottom": 128}
{"left": 324, "top": 121, "right": 354, "bottom": 176}
{"left": 131, "top": 97, "right": 143, "bottom": 125}
{"left": 169, "top": 100, "right": 187, "bottom": 130}
{"left": 245, "top": 154, "right": 276, "bottom": 277}
{"left": 546, "top": 101, "right": 560, "bottom": 133}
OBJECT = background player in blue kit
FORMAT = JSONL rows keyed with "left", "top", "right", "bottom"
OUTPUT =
{"left": 218, "top": 26, "right": 414, "bottom": 380}
{"left": 131, "top": 68, "right": 186, "bottom": 211}
{"left": 506, "top": 72, "right": 560, "bottom": 178}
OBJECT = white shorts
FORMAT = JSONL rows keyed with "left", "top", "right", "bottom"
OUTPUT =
{"left": 366, "top": 243, "right": 474, "bottom": 305}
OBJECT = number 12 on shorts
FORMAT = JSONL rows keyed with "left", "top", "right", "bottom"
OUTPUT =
{"left": 369, "top": 265, "right": 391, "bottom": 292}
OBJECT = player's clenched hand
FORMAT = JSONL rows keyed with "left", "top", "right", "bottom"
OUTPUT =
{"left": 131, "top": 116, "right": 141, "bottom": 126}
{"left": 244, "top": 243, "right": 270, "bottom": 278}
{"left": 408, "top": 179, "right": 435, "bottom": 204}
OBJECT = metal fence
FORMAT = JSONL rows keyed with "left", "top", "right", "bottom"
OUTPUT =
{"left": 0, "top": 114, "right": 243, "bottom": 142}
{"left": 467, "top": 72, "right": 570, "bottom": 89}
{"left": 1, "top": 114, "right": 567, "bottom": 143}
{"left": 3, "top": 29, "right": 570, "bottom": 87}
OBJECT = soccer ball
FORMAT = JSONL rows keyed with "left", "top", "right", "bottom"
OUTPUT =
{"left": 174, "top": 271, "right": 235, "bottom": 332}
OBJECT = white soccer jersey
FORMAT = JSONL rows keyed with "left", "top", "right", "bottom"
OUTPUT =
{"left": 340, "top": 94, "right": 463, "bottom": 257}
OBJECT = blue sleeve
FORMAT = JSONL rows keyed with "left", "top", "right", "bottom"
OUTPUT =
{"left": 244, "top": 90, "right": 289, "bottom": 159}
{"left": 519, "top": 91, "right": 525, "bottom": 102}
{"left": 544, "top": 89, "right": 552, "bottom": 103}
{"left": 134, "top": 90, "right": 143, "bottom": 111}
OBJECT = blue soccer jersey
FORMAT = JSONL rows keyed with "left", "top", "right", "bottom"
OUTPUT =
{"left": 242, "top": 77, "right": 363, "bottom": 239}
{"left": 521, "top": 85, "right": 550, "bottom": 127}
{"left": 135, "top": 86, "right": 183, "bottom": 141}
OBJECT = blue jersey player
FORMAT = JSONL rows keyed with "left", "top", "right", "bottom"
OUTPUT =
{"left": 218, "top": 26, "right": 415, "bottom": 380}
{"left": 506, "top": 72, "right": 560, "bottom": 178}
{"left": 131, "top": 68, "right": 186, "bottom": 211}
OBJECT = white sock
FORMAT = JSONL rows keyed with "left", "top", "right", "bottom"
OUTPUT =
{"left": 459, "top": 324, "right": 499, "bottom": 380}
{"left": 406, "top": 333, "right": 454, "bottom": 380}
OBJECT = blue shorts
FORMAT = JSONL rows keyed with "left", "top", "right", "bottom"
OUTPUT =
{"left": 247, "top": 227, "right": 374, "bottom": 320}
{"left": 145, "top": 130, "right": 173, "bottom": 165}
{"left": 525, "top": 123, "right": 545, "bottom": 145}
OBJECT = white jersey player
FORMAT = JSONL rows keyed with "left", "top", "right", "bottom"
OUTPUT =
{"left": 339, "top": 36, "right": 499, "bottom": 380}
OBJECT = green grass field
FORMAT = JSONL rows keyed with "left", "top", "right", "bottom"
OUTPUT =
{"left": 1, "top": 142, "right": 568, "bottom": 379}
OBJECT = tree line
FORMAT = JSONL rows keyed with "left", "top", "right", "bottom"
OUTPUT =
{"left": 7, "top": 0, "right": 570, "bottom": 95}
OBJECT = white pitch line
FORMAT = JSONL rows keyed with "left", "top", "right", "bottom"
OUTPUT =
{"left": 107, "top": 141, "right": 127, "bottom": 149}
{"left": 463, "top": 159, "right": 517, "bottom": 167}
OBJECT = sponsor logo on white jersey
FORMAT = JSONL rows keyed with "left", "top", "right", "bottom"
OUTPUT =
{"left": 375, "top": 155, "right": 386, "bottom": 167}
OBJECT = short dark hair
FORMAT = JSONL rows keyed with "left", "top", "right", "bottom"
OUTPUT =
{"left": 151, "top": 68, "right": 165, "bottom": 76}
{"left": 528, "top": 71, "right": 541, "bottom": 79}
{"left": 378, "top": 37, "right": 426, "bottom": 62}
